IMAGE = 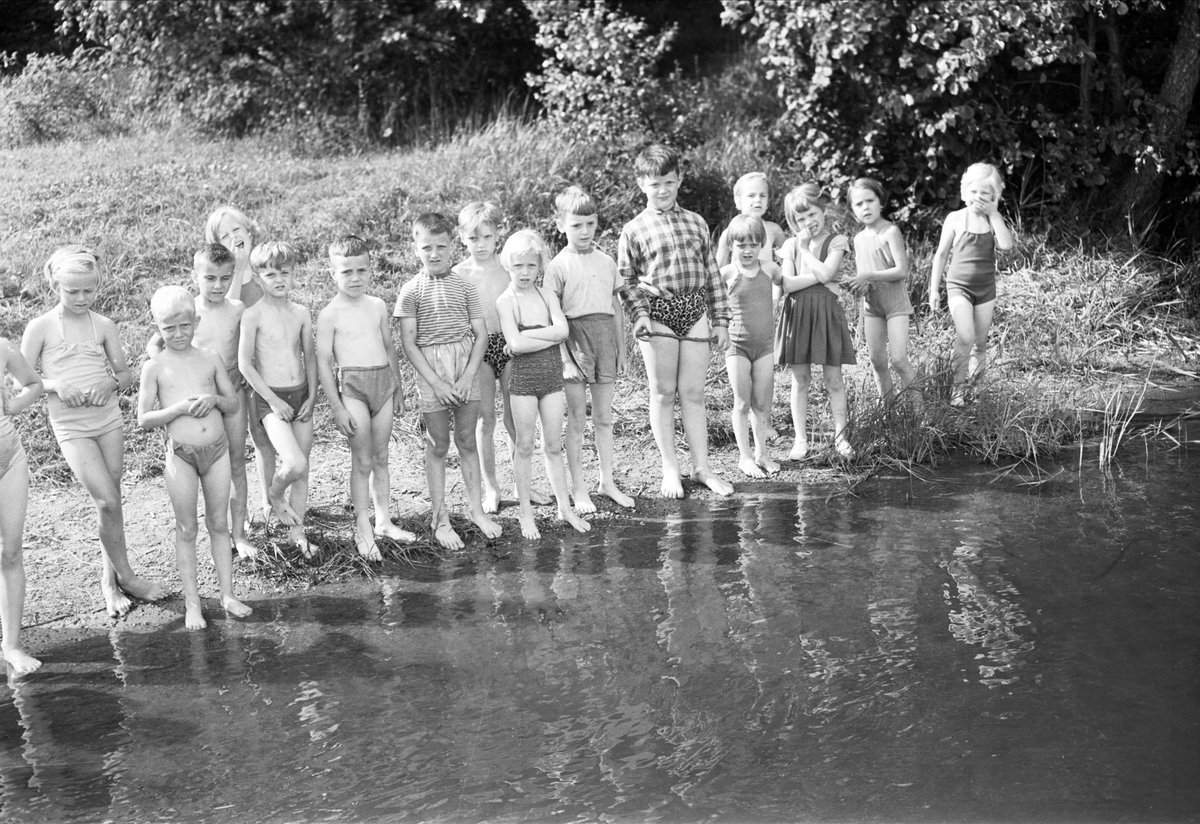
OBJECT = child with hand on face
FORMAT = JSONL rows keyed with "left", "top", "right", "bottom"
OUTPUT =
{"left": 316, "top": 235, "right": 414, "bottom": 561}
{"left": 496, "top": 229, "right": 591, "bottom": 540}
{"left": 138, "top": 286, "right": 251, "bottom": 629}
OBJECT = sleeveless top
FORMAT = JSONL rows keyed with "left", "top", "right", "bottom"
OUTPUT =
{"left": 40, "top": 309, "right": 122, "bottom": 441}
{"left": 727, "top": 266, "right": 774, "bottom": 345}
{"left": 946, "top": 230, "right": 996, "bottom": 284}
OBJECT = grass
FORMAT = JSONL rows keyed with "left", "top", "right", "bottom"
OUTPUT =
{"left": 2, "top": 120, "right": 1197, "bottom": 579}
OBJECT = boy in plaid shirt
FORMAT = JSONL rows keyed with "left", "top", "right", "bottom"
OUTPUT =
{"left": 617, "top": 144, "right": 735, "bottom": 499}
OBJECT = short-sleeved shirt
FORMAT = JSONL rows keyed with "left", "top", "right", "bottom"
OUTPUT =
{"left": 544, "top": 248, "right": 621, "bottom": 318}
{"left": 393, "top": 270, "right": 482, "bottom": 347}
{"left": 617, "top": 205, "right": 732, "bottom": 328}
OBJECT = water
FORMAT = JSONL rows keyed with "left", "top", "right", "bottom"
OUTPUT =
{"left": 3, "top": 454, "right": 1198, "bottom": 823}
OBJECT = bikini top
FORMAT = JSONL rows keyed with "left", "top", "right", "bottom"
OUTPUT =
{"left": 515, "top": 287, "right": 553, "bottom": 332}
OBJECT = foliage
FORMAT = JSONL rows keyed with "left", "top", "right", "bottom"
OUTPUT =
{"left": 721, "top": 0, "right": 1200, "bottom": 229}
{"left": 0, "top": 48, "right": 122, "bottom": 147}
{"left": 55, "top": 0, "right": 537, "bottom": 141}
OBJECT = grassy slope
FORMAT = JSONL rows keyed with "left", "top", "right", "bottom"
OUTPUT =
{"left": 1, "top": 123, "right": 1196, "bottom": 482}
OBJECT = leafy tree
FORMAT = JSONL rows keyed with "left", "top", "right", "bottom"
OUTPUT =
{"left": 722, "top": 0, "right": 1199, "bottom": 237}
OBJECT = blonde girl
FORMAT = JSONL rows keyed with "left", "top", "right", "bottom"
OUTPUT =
{"left": 716, "top": 172, "right": 788, "bottom": 267}
{"left": 774, "top": 184, "right": 855, "bottom": 460}
{"left": 205, "top": 206, "right": 262, "bottom": 306}
{"left": 21, "top": 247, "right": 167, "bottom": 618}
{"left": 929, "top": 163, "right": 1014, "bottom": 405}
{"left": 845, "top": 177, "right": 917, "bottom": 401}
{"left": 1, "top": 338, "right": 43, "bottom": 675}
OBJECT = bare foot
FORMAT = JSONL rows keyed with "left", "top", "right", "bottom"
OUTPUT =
{"left": 118, "top": 575, "right": 169, "bottom": 604}
{"left": 573, "top": 490, "right": 597, "bottom": 514}
{"left": 787, "top": 439, "right": 809, "bottom": 461}
{"left": 102, "top": 578, "right": 133, "bottom": 618}
{"left": 518, "top": 510, "right": 541, "bottom": 540}
{"left": 691, "top": 468, "right": 734, "bottom": 497}
{"left": 597, "top": 482, "right": 635, "bottom": 509}
{"left": 660, "top": 469, "right": 685, "bottom": 499}
{"left": 184, "top": 603, "right": 207, "bottom": 630}
{"left": 950, "top": 389, "right": 967, "bottom": 408}
{"left": 435, "top": 520, "right": 464, "bottom": 550}
{"left": 222, "top": 596, "right": 253, "bottom": 619}
{"left": 290, "top": 526, "right": 315, "bottom": 558}
{"left": 374, "top": 520, "right": 416, "bottom": 545}
{"left": 757, "top": 454, "right": 781, "bottom": 475}
{"left": 234, "top": 537, "right": 259, "bottom": 561}
{"left": 765, "top": 425, "right": 780, "bottom": 442}
{"left": 835, "top": 438, "right": 855, "bottom": 459}
{"left": 738, "top": 456, "right": 767, "bottom": 479}
{"left": 528, "top": 487, "right": 552, "bottom": 506}
{"left": 268, "top": 493, "right": 300, "bottom": 527}
{"left": 3, "top": 647, "right": 43, "bottom": 677}
{"left": 559, "top": 509, "right": 592, "bottom": 534}
{"left": 355, "top": 529, "right": 383, "bottom": 562}
{"left": 482, "top": 487, "right": 502, "bottom": 515}
{"left": 470, "top": 512, "right": 502, "bottom": 540}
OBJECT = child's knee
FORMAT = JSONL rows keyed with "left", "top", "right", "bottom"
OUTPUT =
{"left": 95, "top": 494, "right": 123, "bottom": 519}
{"left": 278, "top": 454, "right": 309, "bottom": 483}
{"left": 870, "top": 351, "right": 890, "bottom": 372}
{"left": 174, "top": 518, "right": 199, "bottom": 543}
{"left": 453, "top": 426, "right": 478, "bottom": 456}
{"left": 203, "top": 509, "right": 229, "bottom": 535}
{"left": 350, "top": 445, "right": 374, "bottom": 475}
{"left": 732, "top": 395, "right": 752, "bottom": 416}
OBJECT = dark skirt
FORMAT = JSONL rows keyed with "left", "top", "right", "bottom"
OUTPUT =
{"left": 775, "top": 286, "right": 856, "bottom": 366}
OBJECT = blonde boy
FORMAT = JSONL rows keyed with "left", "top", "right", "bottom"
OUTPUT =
{"left": 545, "top": 186, "right": 635, "bottom": 512}
{"left": 618, "top": 143, "right": 735, "bottom": 499}
{"left": 395, "top": 212, "right": 502, "bottom": 550}
{"left": 238, "top": 241, "right": 317, "bottom": 556}
{"left": 316, "top": 235, "right": 415, "bottom": 561}
{"left": 138, "top": 286, "right": 252, "bottom": 629}
{"left": 147, "top": 244, "right": 258, "bottom": 559}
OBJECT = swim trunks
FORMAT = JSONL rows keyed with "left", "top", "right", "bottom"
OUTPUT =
{"left": 564, "top": 313, "right": 618, "bottom": 385}
{"left": 646, "top": 290, "right": 707, "bottom": 339}
{"left": 337, "top": 365, "right": 397, "bottom": 418}
{"left": 168, "top": 432, "right": 230, "bottom": 476}
{"left": 481, "top": 331, "right": 511, "bottom": 377}
{"left": 253, "top": 383, "right": 309, "bottom": 423}
{"left": 414, "top": 336, "right": 480, "bottom": 414}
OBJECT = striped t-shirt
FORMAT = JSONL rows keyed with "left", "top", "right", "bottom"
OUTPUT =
{"left": 393, "top": 270, "right": 482, "bottom": 347}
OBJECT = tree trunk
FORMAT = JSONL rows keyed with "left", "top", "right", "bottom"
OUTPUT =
{"left": 1112, "top": 0, "right": 1200, "bottom": 229}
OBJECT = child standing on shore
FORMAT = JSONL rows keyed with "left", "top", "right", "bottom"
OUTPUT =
{"left": 316, "top": 235, "right": 414, "bottom": 561}
{"left": 497, "top": 229, "right": 592, "bottom": 540}
{"left": 450, "top": 202, "right": 548, "bottom": 513}
{"left": 21, "top": 246, "right": 168, "bottom": 617}
{"left": 775, "top": 184, "right": 856, "bottom": 460}
{"left": 1, "top": 338, "right": 43, "bottom": 674}
{"left": 617, "top": 143, "right": 734, "bottom": 499}
{"left": 715, "top": 172, "right": 788, "bottom": 267}
{"left": 137, "top": 286, "right": 251, "bottom": 629}
{"left": 395, "top": 213, "right": 503, "bottom": 550}
{"left": 721, "top": 214, "right": 781, "bottom": 478}
{"left": 929, "top": 163, "right": 1014, "bottom": 406}
{"left": 845, "top": 178, "right": 917, "bottom": 402}
{"left": 238, "top": 241, "right": 317, "bottom": 555}
{"left": 545, "top": 186, "right": 635, "bottom": 512}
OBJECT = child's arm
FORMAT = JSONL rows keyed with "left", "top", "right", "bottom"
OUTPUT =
{"left": 796, "top": 238, "right": 845, "bottom": 284}
{"left": 0, "top": 339, "right": 43, "bottom": 414}
{"left": 93, "top": 315, "right": 132, "bottom": 406}
{"left": 136, "top": 361, "right": 188, "bottom": 429}
{"left": 183, "top": 350, "right": 240, "bottom": 419}
{"left": 456, "top": 315, "right": 488, "bottom": 400}
{"left": 20, "top": 315, "right": 84, "bottom": 406}
{"left": 238, "top": 311, "right": 291, "bottom": 422}
{"left": 986, "top": 202, "right": 1015, "bottom": 251}
{"left": 715, "top": 226, "right": 732, "bottom": 269}
{"left": 929, "top": 213, "right": 959, "bottom": 312}
{"left": 616, "top": 227, "right": 652, "bottom": 339}
{"left": 611, "top": 295, "right": 627, "bottom": 376}
{"left": 297, "top": 308, "right": 318, "bottom": 422}
{"left": 720, "top": 262, "right": 739, "bottom": 293}
{"left": 778, "top": 240, "right": 822, "bottom": 294}
{"left": 380, "top": 302, "right": 405, "bottom": 414}
{"left": 145, "top": 332, "right": 165, "bottom": 359}
{"left": 315, "top": 307, "right": 354, "bottom": 436}
{"left": 397, "top": 317, "right": 458, "bottom": 407}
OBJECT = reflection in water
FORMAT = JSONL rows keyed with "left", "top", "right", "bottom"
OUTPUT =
{"left": 2, "top": 456, "right": 1198, "bottom": 822}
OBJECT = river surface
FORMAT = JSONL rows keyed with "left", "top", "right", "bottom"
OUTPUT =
{"left": 2, "top": 453, "right": 1198, "bottom": 823}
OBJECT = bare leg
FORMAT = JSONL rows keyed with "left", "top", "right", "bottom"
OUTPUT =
{"left": 164, "top": 450, "right": 206, "bottom": 629}
{"left": 199, "top": 455, "right": 250, "bottom": 618}
{"left": 677, "top": 320, "right": 733, "bottom": 497}
{"left": 455, "top": 401, "right": 501, "bottom": 540}
{"left": 947, "top": 295, "right": 981, "bottom": 404}
{"left": 788, "top": 364, "right": 811, "bottom": 460}
{"left": 748, "top": 354, "right": 779, "bottom": 474}
{"left": 538, "top": 391, "right": 590, "bottom": 533}
{"left": 285, "top": 418, "right": 315, "bottom": 557}
{"left": 864, "top": 315, "right": 894, "bottom": 399}
{"left": 424, "top": 411, "right": 462, "bottom": 550}
{"left": 500, "top": 368, "right": 550, "bottom": 506}
{"left": 1, "top": 450, "right": 40, "bottom": 675}
{"left": 344, "top": 395, "right": 382, "bottom": 561}
{"left": 225, "top": 391, "right": 257, "bottom": 559}
{"left": 638, "top": 326, "right": 685, "bottom": 498}
{"left": 727, "top": 353, "right": 765, "bottom": 478}
{"left": 476, "top": 365, "right": 503, "bottom": 514}
{"left": 968, "top": 301, "right": 995, "bottom": 384}
{"left": 248, "top": 410, "right": 276, "bottom": 524}
{"left": 509, "top": 394, "right": 542, "bottom": 540}
{"left": 368, "top": 396, "right": 414, "bottom": 546}
{"left": 563, "top": 380, "right": 596, "bottom": 513}
{"left": 589, "top": 381, "right": 634, "bottom": 507}
{"left": 825, "top": 365, "right": 853, "bottom": 458}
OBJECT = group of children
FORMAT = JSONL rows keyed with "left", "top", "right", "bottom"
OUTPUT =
{"left": 0, "top": 143, "right": 1011, "bottom": 677}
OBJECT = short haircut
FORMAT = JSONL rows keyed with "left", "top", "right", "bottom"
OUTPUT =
{"left": 328, "top": 234, "right": 370, "bottom": 259}
{"left": 961, "top": 162, "right": 1004, "bottom": 197}
{"left": 249, "top": 240, "right": 298, "bottom": 272}
{"left": 204, "top": 205, "right": 258, "bottom": 246}
{"left": 782, "top": 182, "right": 829, "bottom": 234}
{"left": 150, "top": 285, "right": 197, "bottom": 323}
{"left": 457, "top": 201, "right": 504, "bottom": 235}
{"left": 44, "top": 245, "right": 100, "bottom": 287}
{"left": 634, "top": 143, "right": 680, "bottom": 178}
{"left": 194, "top": 243, "right": 235, "bottom": 271}
{"left": 726, "top": 214, "right": 767, "bottom": 246}
{"left": 413, "top": 212, "right": 455, "bottom": 239}
{"left": 733, "top": 172, "right": 770, "bottom": 199}
{"left": 499, "top": 229, "right": 551, "bottom": 273}
{"left": 849, "top": 177, "right": 888, "bottom": 206}
{"left": 554, "top": 186, "right": 597, "bottom": 218}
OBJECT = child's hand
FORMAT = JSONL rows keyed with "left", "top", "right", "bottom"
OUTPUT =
{"left": 296, "top": 395, "right": 315, "bottom": 422}
{"left": 451, "top": 375, "right": 475, "bottom": 404}
{"left": 85, "top": 376, "right": 118, "bottom": 407}
{"left": 433, "top": 378, "right": 460, "bottom": 408}
{"left": 187, "top": 394, "right": 217, "bottom": 417}
{"left": 930, "top": 290, "right": 942, "bottom": 312}
{"left": 631, "top": 316, "right": 653, "bottom": 340}
{"left": 268, "top": 395, "right": 295, "bottom": 422}
{"left": 57, "top": 382, "right": 88, "bottom": 408}
{"left": 617, "top": 352, "right": 627, "bottom": 377}
{"left": 711, "top": 326, "right": 730, "bottom": 353}
{"left": 333, "top": 406, "right": 357, "bottom": 436}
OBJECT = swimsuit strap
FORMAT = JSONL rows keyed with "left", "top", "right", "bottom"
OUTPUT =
{"left": 55, "top": 308, "right": 99, "bottom": 347}
{"left": 515, "top": 287, "right": 551, "bottom": 329}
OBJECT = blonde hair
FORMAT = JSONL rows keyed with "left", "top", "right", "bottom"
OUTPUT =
{"left": 150, "top": 285, "right": 197, "bottom": 323}
{"left": 733, "top": 172, "right": 770, "bottom": 200}
{"left": 457, "top": 201, "right": 504, "bottom": 236}
{"left": 782, "top": 182, "right": 828, "bottom": 234}
{"left": 499, "top": 229, "right": 551, "bottom": 273}
{"left": 204, "top": 206, "right": 258, "bottom": 247}
{"left": 726, "top": 214, "right": 767, "bottom": 246}
{"left": 249, "top": 241, "right": 298, "bottom": 273}
{"left": 960, "top": 163, "right": 1004, "bottom": 198}
{"left": 44, "top": 245, "right": 100, "bottom": 287}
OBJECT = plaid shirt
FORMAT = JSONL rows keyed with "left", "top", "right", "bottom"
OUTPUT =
{"left": 617, "top": 205, "right": 732, "bottom": 328}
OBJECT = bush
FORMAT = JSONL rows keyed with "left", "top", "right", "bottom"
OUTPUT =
{"left": 0, "top": 49, "right": 121, "bottom": 147}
